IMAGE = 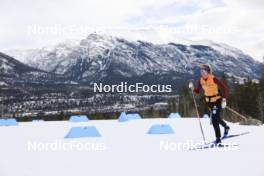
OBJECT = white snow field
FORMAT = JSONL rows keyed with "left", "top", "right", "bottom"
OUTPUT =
{"left": 0, "top": 118, "right": 263, "bottom": 176}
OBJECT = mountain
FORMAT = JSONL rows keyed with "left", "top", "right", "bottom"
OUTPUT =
{"left": 5, "top": 34, "right": 264, "bottom": 88}
{"left": 5, "top": 39, "right": 80, "bottom": 73}
{"left": 0, "top": 52, "right": 36, "bottom": 76}
{"left": 0, "top": 52, "right": 68, "bottom": 93}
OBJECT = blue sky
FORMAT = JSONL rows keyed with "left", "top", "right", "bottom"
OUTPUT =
{"left": 0, "top": 0, "right": 263, "bottom": 61}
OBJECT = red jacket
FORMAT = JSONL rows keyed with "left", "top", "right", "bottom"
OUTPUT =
{"left": 194, "top": 77, "right": 227, "bottom": 98}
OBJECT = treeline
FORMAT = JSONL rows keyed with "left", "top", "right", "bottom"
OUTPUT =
{"left": 17, "top": 111, "right": 120, "bottom": 122}
{"left": 176, "top": 73, "right": 264, "bottom": 122}
{"left": 227, "top": 75, "right": 264, "bottom": 122}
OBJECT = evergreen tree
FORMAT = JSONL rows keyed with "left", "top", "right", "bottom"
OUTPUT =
{"left": 179, "top": 87, "right": 195, "bottom": 117}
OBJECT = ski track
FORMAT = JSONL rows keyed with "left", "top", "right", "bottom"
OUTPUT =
{"left": 0, "top": 118, "right": 263, "bottom": 176}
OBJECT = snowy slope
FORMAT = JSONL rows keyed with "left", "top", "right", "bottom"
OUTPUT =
{"left": 5, "top": 39, "right": 80, "bottom": 74}
{"left": 5, "top": 34, "right": 263, "bottom": 85}
{"left": 0, "top": 118, "right": 263, "bottom": 176}
{"left": 0, "top": 52, "right": 67, "bottom": 88}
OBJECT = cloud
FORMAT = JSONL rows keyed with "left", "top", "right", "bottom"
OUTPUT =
{"left": 125, "top": 0, "right": 264, "bottom": 60}
{"left": 0, "top": 0, "right": 175, "bottom": 48}
{"left": 0, "top": 0, "right": 263, "bottom": 61}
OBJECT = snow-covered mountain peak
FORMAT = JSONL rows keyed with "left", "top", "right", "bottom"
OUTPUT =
{"left": 80, "top": 33, "right": 118, "bottom": 55}
{"left": 2, "top": 34, "right": 263, "bottom": 84}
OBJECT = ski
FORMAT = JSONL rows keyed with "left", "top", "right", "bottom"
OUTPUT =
{"left": 218, "top": 131, "right": 249, "bottom": 142}
{"left": 190, "top": 143, "right": 239, "bottom": 150}
{"left": 189, "top": 132, "right": 249, "bottom": 151}
{"left": 223, "top": 131, "right": 250, "bottom": 138}
{"left": 202, "top": 131, "right": 250, "bottom": 146}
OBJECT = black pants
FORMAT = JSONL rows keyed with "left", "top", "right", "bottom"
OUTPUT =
{"left": 208, "top": 99, "right": 228, "bottom": 140}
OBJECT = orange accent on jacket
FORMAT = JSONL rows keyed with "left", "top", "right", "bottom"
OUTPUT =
{"left": 200, "top": 74, "right": 219, "bottom": 97}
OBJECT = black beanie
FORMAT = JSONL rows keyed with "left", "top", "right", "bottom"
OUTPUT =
{"left": 200, "top": 64, "right": 211, "bottom": 73}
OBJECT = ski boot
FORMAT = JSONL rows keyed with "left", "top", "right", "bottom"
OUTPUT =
{"left": 214, "top": 138, "right": 223, "bottom": 147}
{"left": 223, "top": 126, "right": 230, "bottom": 137}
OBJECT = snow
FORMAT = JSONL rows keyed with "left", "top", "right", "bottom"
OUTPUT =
{"left": 0, "top": 81, "right": 8, "bottom": 86}
{"left": 0, "top": 118, "right": 263, "bottom": 176}
{"left": 4, "top": 40, "right": 80, "bottom": 74}
{"left": 0, "top": 58, "right": 13, "bottom": 73}
{"left": 94, "top": 29, "right": 254, "bottom": 61}
{"left": 3, "top": 33, "right": 262, "bottom": 80}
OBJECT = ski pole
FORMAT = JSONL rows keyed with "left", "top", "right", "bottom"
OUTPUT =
{"left": 189, "top": 84, "right": 206, "bottom": 142}
{"left": 226, "top": 106, "right": 247, "bottom": 121}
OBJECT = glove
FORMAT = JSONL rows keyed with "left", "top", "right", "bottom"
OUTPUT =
{"left": 188, "top": 82, "right": 194, "bottom": 90}
{"left": 221, "top": 98, "right": 227, "bottom": 109}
